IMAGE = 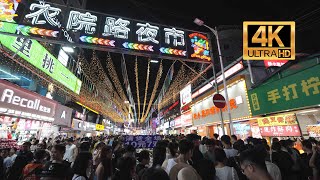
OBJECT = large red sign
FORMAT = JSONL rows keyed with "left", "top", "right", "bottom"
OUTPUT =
{"left": 259, "top": 125, "right": 301, "bottom": 137}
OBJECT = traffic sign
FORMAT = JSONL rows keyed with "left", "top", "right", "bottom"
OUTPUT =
{"left": 213, "top": 94, "right": 226, "bottom": 108}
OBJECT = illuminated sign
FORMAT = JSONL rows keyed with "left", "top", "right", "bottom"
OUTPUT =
{"left": 189, "top": 33, "right": 211, "bottom": 61}
{"left": 14, "top": 1, "right": 211, "bottom": 63}
{"left": 0, "top": 22, "right": 82, "bottom": 94}
{"left": 0, "top": 0, "right": 19, "bottom": 22}
{"left": 192, "top": 62, "right": 244, "bottom": 99}
{"left": 257, "top": 114, "right": 301, "bottom": 137}
{"left": 257, "top": 114, "right": 297, "bottom": 127}
{"left": 192, "top": 79, "right": 251, "bottom": 126}
{"left": 0, "top": 80, "right": 57, "bottom": 118}
{"left": 260, "top": 125, "right": 301, "bottom": 137}
{"left": 96, "top": 124, "right": 104, "bottom": 131}
{"left": 180, "top": 84, "right": 192, "bottom": 107}
{"left": 264, "top": 60, "right": 288, "bottom": 68}
{"left": 307, "top": 125, "right": 320, "bottom": 138}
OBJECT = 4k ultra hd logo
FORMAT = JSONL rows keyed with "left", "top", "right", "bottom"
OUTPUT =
{"left": 243, "top": 21, "right": 295, "bottom": 60}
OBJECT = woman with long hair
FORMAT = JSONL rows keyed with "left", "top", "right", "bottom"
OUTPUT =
{"left": 95, "top": 146, "right": 113, "bottom": 180}
{"left": 72, "top": 152, "right": 93, "bottom": 180}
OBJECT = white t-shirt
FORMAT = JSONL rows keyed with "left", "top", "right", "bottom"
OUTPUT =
{"left": 266, "top": 161, "right": 282, "bottom": 180}
{"left": 215, "top": 166, "right": 239, "bottom": 180}
{"left": 72, "top": 174, "right": 86, "bottom": 180}
{"left": 165, "top": 158, "right": 178, "bottom": 174}
{"left": 224, "top": 148, "right": 238, "bottom": 158}
{"left": 64, "top": 144, "right": 77, "bottom": 162}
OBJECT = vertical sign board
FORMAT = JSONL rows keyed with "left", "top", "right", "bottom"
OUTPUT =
{"left": 180, "top": 84, "right": 192, "bottom": 110}
{"left": 11, "top": 1, "right": 211, "bottom": 63}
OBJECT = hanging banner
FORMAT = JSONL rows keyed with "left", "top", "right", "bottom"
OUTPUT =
{"left": 9, "top": 1, "right": 211, "bottom": 63}
{"left": 123, "top": 135, "right": 162, "bottom": 149}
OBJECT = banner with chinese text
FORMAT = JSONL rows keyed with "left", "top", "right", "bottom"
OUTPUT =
{"left": 259, "top": 125, "right": 301, "bottom": 137}
{"left": 0, "top": 22, "right": 82, "bottom": 94}
{"left": 248, "top": 63, "right": 320, "bottom": 116}
{"left": 257, "top": 114, "right": 298, "bottom": 127}
{"left": 10, "top": 1, "right": 211, "bottom": 63}
{"left": 123, "top": 135, "right": 162, "bottom": 149}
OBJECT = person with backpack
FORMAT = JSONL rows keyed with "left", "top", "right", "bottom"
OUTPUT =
{"left": 22, "top": 149, "right": 47, "bottom": 180}
{"left": 38, "top": 144, "right": 73, "bottom": 180}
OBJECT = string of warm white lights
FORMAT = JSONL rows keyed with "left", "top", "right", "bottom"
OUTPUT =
{"left": 140, "top": 60, "right": 163, "bottom": 122}
{"left": 106, "top": 54, "right": 130, "bottom": 116}
{"left": 79, "top": 53, "right": 123, "bottom": 122}
{"left": 135, "top": 57, "right": 141, "bottom": 121}
{"left": 141, "top": 59, "right": 150, "bottom": 119}
{"left": 158, "top": 64, "right": 198, "bottom": 110}
{"left": 90, "top": 51, "right": 128, "bottom": 118}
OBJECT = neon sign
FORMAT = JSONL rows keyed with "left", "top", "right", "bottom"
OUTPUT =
{"left": 80, "top": 36, "right": 115, "bottom": 47}
{"left": 15, "top": 1, "right": 212, "bottom": 63}
{"left": 0, "top": 0, "right": 19, "bottom": 22}
{"left": 189, "top": 33, "right": 211, "bottom": 61}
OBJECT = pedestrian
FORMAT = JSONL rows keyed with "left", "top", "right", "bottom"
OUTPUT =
{"left": 239, "top": 148, "right": 273, "bottom": 180}
{"left": 136, "top": 150, "right": 150, "bottom": 179}
{"left": 214, "top": 148, "right": 239, "bottom": 180}
{"left": 72, "top": 152, "right": 93, "bottom": 180}
{"left": 221, "top": 135, "right": 238, "bottom": 158}
{"left": 64, "top": 138, "right": 78, "bottom": 163}
{"left": 95, "top": 146, "right": 113, "bottom": 180}
{"left": 112, "top": 156, "right": 137, "bottom": 180}
{"left": 22, "top": 149, "right": 47, "bottom": 180}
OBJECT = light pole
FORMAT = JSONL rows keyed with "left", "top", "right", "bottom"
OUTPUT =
{"left": 194, "top": 18, "right": 234, "bottom": 135}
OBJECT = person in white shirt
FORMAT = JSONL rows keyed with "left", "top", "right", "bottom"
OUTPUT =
{"left": 215, "top": 148, "right": 239, "bottom": 180}
{"left": 221, "top": 135, "right": 238, "bottom": 158}
{"left": 64, "top": 138, "right": 77, "bottom": 163}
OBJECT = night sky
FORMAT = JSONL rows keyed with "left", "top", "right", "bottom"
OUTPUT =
{"left": 85, "top": 0, "right": 320, "bottom": 116}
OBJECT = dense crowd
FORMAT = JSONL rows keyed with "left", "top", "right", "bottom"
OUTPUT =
{"left": 0, "top": 133, "right": 320, "bottom": 180}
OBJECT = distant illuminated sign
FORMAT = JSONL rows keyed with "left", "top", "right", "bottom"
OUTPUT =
{"left": 192, "top": 62, "right": 244, "bottom": 99}
{"left": 264, "top": 60, "right": 288, "bottom": 68}
{"left": 189, "top": 33, "right": 211, "bottom": 61}
{"left": 0, "top": 0, "right": 19, "bottom": 22}
{"left": 14, "top": 1, "right": 211, "bottom": 63}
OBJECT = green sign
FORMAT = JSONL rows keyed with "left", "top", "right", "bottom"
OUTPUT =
{"left": 248, "top": 63, "right": 320, "bottom": 116}
{"left": 0, "top": 22, "right": 82, "bottom": 94}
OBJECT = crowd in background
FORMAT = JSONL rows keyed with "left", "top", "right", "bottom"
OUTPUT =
{"left": 0, "top": 133, "right": 320, "bottom": 180}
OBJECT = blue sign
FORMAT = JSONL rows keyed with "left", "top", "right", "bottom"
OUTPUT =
{"left": 123, "top": 135, "right": 162, "bottom": 149}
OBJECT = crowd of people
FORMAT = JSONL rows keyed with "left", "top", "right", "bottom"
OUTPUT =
{"left": 0, "top": 133, "right": 320, "bottom": 180}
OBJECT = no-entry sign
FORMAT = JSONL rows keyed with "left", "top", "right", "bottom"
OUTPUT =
{"left": 213, "top": 94, "right": 226, "bottom": 108}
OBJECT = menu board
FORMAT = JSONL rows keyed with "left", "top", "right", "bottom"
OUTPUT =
{"left": 307, "top": 125, "right": 320, "bottom": 137}
{"left": 257, "top": 114, "right": 301, "bottom": 137}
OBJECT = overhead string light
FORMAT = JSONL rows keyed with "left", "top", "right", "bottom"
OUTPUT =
{"left": 140, "top": 60, "right": 163, "bottom": 122}
{"left": 135, "top": 56, "right": 141, "bottom": 121}
{"left": 79, "top": 52, "right": 123, "bottom": 122}
{"left": 141, "top": 59, "right": 150, "bottom": 119}
{"left": 106, "top": 53, "right": 130, "bottom": 117}
{"left": 91, "top": 51, "right": 125, "bottom": 116}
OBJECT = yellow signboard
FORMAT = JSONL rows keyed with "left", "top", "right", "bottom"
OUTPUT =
{"left": 257, "top": 114, "right": 297, "bottom": 127}
{"left": 96, "top": 124, "right": 104, "bottom": 131}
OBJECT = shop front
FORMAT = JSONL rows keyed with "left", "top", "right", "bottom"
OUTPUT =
{"left": 248, "top": 58, "right": 320, "bottom": 137}
{"left": 83, "top": 122, "right": 96, "bottom": 137}
{"left": 192, "top": 77, "right": 251, "bottom": 137}
{"left": 0, "top": 80, "right": 57, "bottom": 143}
{"left": 70, "top": 119, "right": 84, "bottom": 138}
{"left": 52, "top": 104, "right": 73, "bottom": 138}
{"left": 174, "top": 111, "right": 192, "bottom": 135}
